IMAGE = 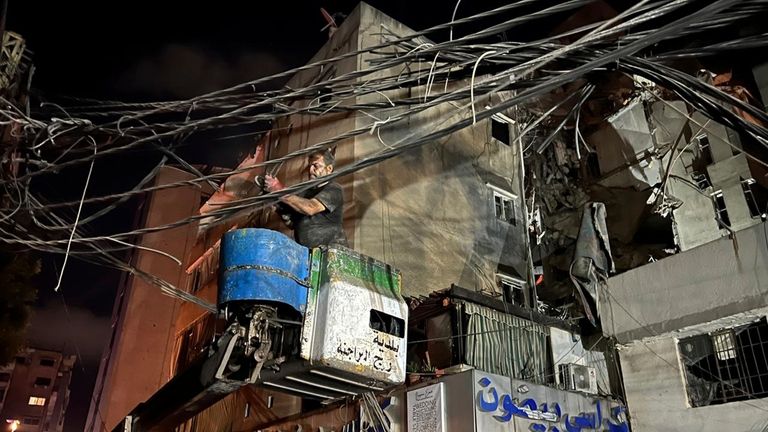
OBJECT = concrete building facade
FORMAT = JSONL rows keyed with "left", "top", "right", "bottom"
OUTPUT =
{"left": 267, "top": 2, "right": 531, "bottom": 303}
{"left": 87, "top": 3, "right": 538, "bottom": 430}
{"left": 85, "top": 166, "right": 205, "bottom": 431}
{"left": 0, "top": 348, "right": 76, "bottom": 432}
{"left": 599, "top": 222, "right": 768, "bottom": 431}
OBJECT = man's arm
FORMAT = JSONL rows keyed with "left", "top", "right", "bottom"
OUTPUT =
{"left": 280, "top": 194, "right": 327, "bottom": 216}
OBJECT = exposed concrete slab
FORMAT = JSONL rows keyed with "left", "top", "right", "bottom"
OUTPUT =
{"left": 600, "top": 221, "right": 768, "bottom": 343}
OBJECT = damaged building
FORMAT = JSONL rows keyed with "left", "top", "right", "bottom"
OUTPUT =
{"left": 69, "top": 1, "right": 768, "bottom": 432}
{"left": 86, "top": 3, "right": 631, "bottom": 431}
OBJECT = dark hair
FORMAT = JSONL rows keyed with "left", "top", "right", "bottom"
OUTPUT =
{"left": 308, "top": 149, "right": 335, "bottom": 166}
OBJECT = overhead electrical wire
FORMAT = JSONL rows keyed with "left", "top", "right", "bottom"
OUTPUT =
{"left": 1, "top": 0, "right": 767, "bottom": 311}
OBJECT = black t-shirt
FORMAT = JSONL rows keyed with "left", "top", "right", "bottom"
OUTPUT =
{"left": 291, "top": 182, "right": 348, "bottom": 248}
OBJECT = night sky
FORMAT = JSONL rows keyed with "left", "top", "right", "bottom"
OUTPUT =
{"left": 6, "top": 1, "right": 506, "bottom": 430}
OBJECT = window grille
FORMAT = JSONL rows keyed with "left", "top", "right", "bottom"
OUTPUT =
{"left": 679, "top": 317, "right": 768, "bottom": 407}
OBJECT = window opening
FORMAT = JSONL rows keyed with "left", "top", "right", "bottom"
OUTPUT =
{"left": 488, "top": 185, "right": 518, "bottom": 225}
{"left": 369, "top": 310, "right": 405, "bottom": 338}
{"left": 679, "top": 317, "right": 768, "bottom": 407}
{"left": 696, "top": 134, "right": 714, "bottom": 165}
{"left": 491, "top": 118, "right": 510, "bottom": 146}
{"left": 33, "top": 377, "right": 51, "bottom": 387}
{"left": 711, "top": 191, "right": 730, "bottom": 228}
{"left": 741, "top": 178, "right": 762, "bottom": 219}
{"left": 28, "top": 396, "right": 46, "bottom": 406}
{"left": 496, "top": 273, "right": 527, "bottom": 306}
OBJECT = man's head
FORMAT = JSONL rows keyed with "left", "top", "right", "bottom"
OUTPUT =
{"left": 307, "top": 149, "right": 335, "bottom": 179}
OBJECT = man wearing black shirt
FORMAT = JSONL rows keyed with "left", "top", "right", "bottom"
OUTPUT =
{"left": 264, "top": 150, "right": 348, "bottom": 248}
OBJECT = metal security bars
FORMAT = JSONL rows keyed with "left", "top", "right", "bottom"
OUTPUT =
{"left": 679, "top": 317, "right": 768, "bottom": 407}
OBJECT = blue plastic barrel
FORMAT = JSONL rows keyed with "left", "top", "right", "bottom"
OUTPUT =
{"left": 219, "top": 228, "right": 310, "bottom": 313}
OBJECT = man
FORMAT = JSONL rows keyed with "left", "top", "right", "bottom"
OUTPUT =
{"left": 264, "top": 149, "right": 348, "bottom": 248}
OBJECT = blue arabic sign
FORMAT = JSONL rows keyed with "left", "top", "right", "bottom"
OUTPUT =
{"left": 475, "top": 375, "right": 629, "bottom": 432}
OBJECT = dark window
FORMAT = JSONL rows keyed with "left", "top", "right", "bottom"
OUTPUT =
{"left": 497, "top": 274, "right": 527, "bottom": 306}
{"left": 696, "top": 134, "right": 714, "bottom": 165}
{"left": 692, "top": 172, "right": 711, "bottom": 191}
{"left": 23, "top": 418, "right": 41, "bottom": 425}
{"left": 679, "top": 317, "right": 768, "bottom": 407}
{"left": 369, "top": 309, "right": 405, "bottom": 338}
{"left": 586, "top": 152, "right": 601, "bottom": 178}
{"left": 0, "top": 372, "right": 10, "bottom": 382}
{"left": 491, "top": 118, "right": 510, "bottom": 146}
{"left": 39, "top": 358, "right": 55, "bottom": 367}
{"left": 712, "top": 192, "right": 730, "bottom": 228}
{"left": 741, "top": 179, "right": 762, "bottom": 219}
{"left": 15, "top": 356, "right": 27, "bottom": 365}
{"left": 33, "top": 377, "right": 51, "bottom": 387}
{"left": 189, "top": 268, "right": 202, "bottom": 293}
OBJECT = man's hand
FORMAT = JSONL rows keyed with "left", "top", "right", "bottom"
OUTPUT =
{"left": 264, "top": 175, "right": 326, "bottom": 216}
{"left": 264, "top": 175, "right": 285, "bottom": 192}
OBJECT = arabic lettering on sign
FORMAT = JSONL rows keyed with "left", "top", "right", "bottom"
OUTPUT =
{"left": 475, "top": 376, "right": 629, "bottom": 432}
{"left": 335, "top": 342, "right": 394, "bottom": 372}
{"left": 373, "top": 333, "right": 400, "bottom": 353}
{"left": 373, "top": 355, "right": 393, "bottom": 372}
{"left": 336, "top": 342, "right": 370, "bottom": 363}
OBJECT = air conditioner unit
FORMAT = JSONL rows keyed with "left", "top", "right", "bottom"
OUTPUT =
{"left": 558, "top": 363, "right": 597, "bottom": 395}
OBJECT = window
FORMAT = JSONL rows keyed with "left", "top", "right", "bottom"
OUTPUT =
{"left": 692, "top": 172, "right": 711, "bottom": 191}
{"left": 491, "top": 117, "right": 510, "bottom": 146}
{"left": 22, "top": 418, "right": 41, "bottom": 425}
{"left": 33, "top": 377, "right": 51, "bottom": 387}
{"left": 741, "top": 178, "right": 763, "bottom": 219}
{"left": 695, "top": 133, "right": 714, "bottom": 165}
{"left": 369, "top": 309, "right": 405, "bottom": 338}
{"left": 586, "top": 151, "right": 601, "bottom": 179}
{"left": 711, "top": 191, "right": 730, "bottom": 228}
{"left": 39, "top": 358, "right": 55, "bottom": 367}
{"left": 0, "top": 372, "right": 10, "bottom": 382}
{"left": 488, "top": 184, "right": 518, "bottom": 225}
{"left": 496, "top": 273, "right": 527, "bottom": 306}
{"left": 188, "top": 267, "right": 202, "bottom": 293}
{"left": 679, "top": 317, "right": 768, "bottom": 407}
{"left": 15, "top": 356, "right": 27, "bottom": 365}
{"left": 28, "top": 396, "right": 46, "bottom": 406}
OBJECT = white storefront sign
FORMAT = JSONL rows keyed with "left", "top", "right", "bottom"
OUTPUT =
{"left": 407, "top": 382, "right": 445, "bottom": 432}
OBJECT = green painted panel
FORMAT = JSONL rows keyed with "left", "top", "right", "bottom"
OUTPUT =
{"left": 311, "top": 246, "right": 402, "bottom": 298}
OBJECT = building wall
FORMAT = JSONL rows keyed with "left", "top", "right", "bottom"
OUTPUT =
{"left": 655, "top": 101, "right": 724, "bottom": 250}
{"left": 586, "top": 97, "right": 761, "bottom": 252}
{"left": 0, "top": 348, "right": 75, "bottom": 432}
{"left": 86, "top": 166, "right": 202, "bottom": 431}
{"left": 351, "top": 5, "right": 528, "bottom": 298}
{"left": 620, "top": 336, "right": 768, "bottom": 432}
{"left": 600, "top": 221, "right": 768, "bottom": 344}
{"left": 264, "top": 2, "right": 529, "bottom": 299}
